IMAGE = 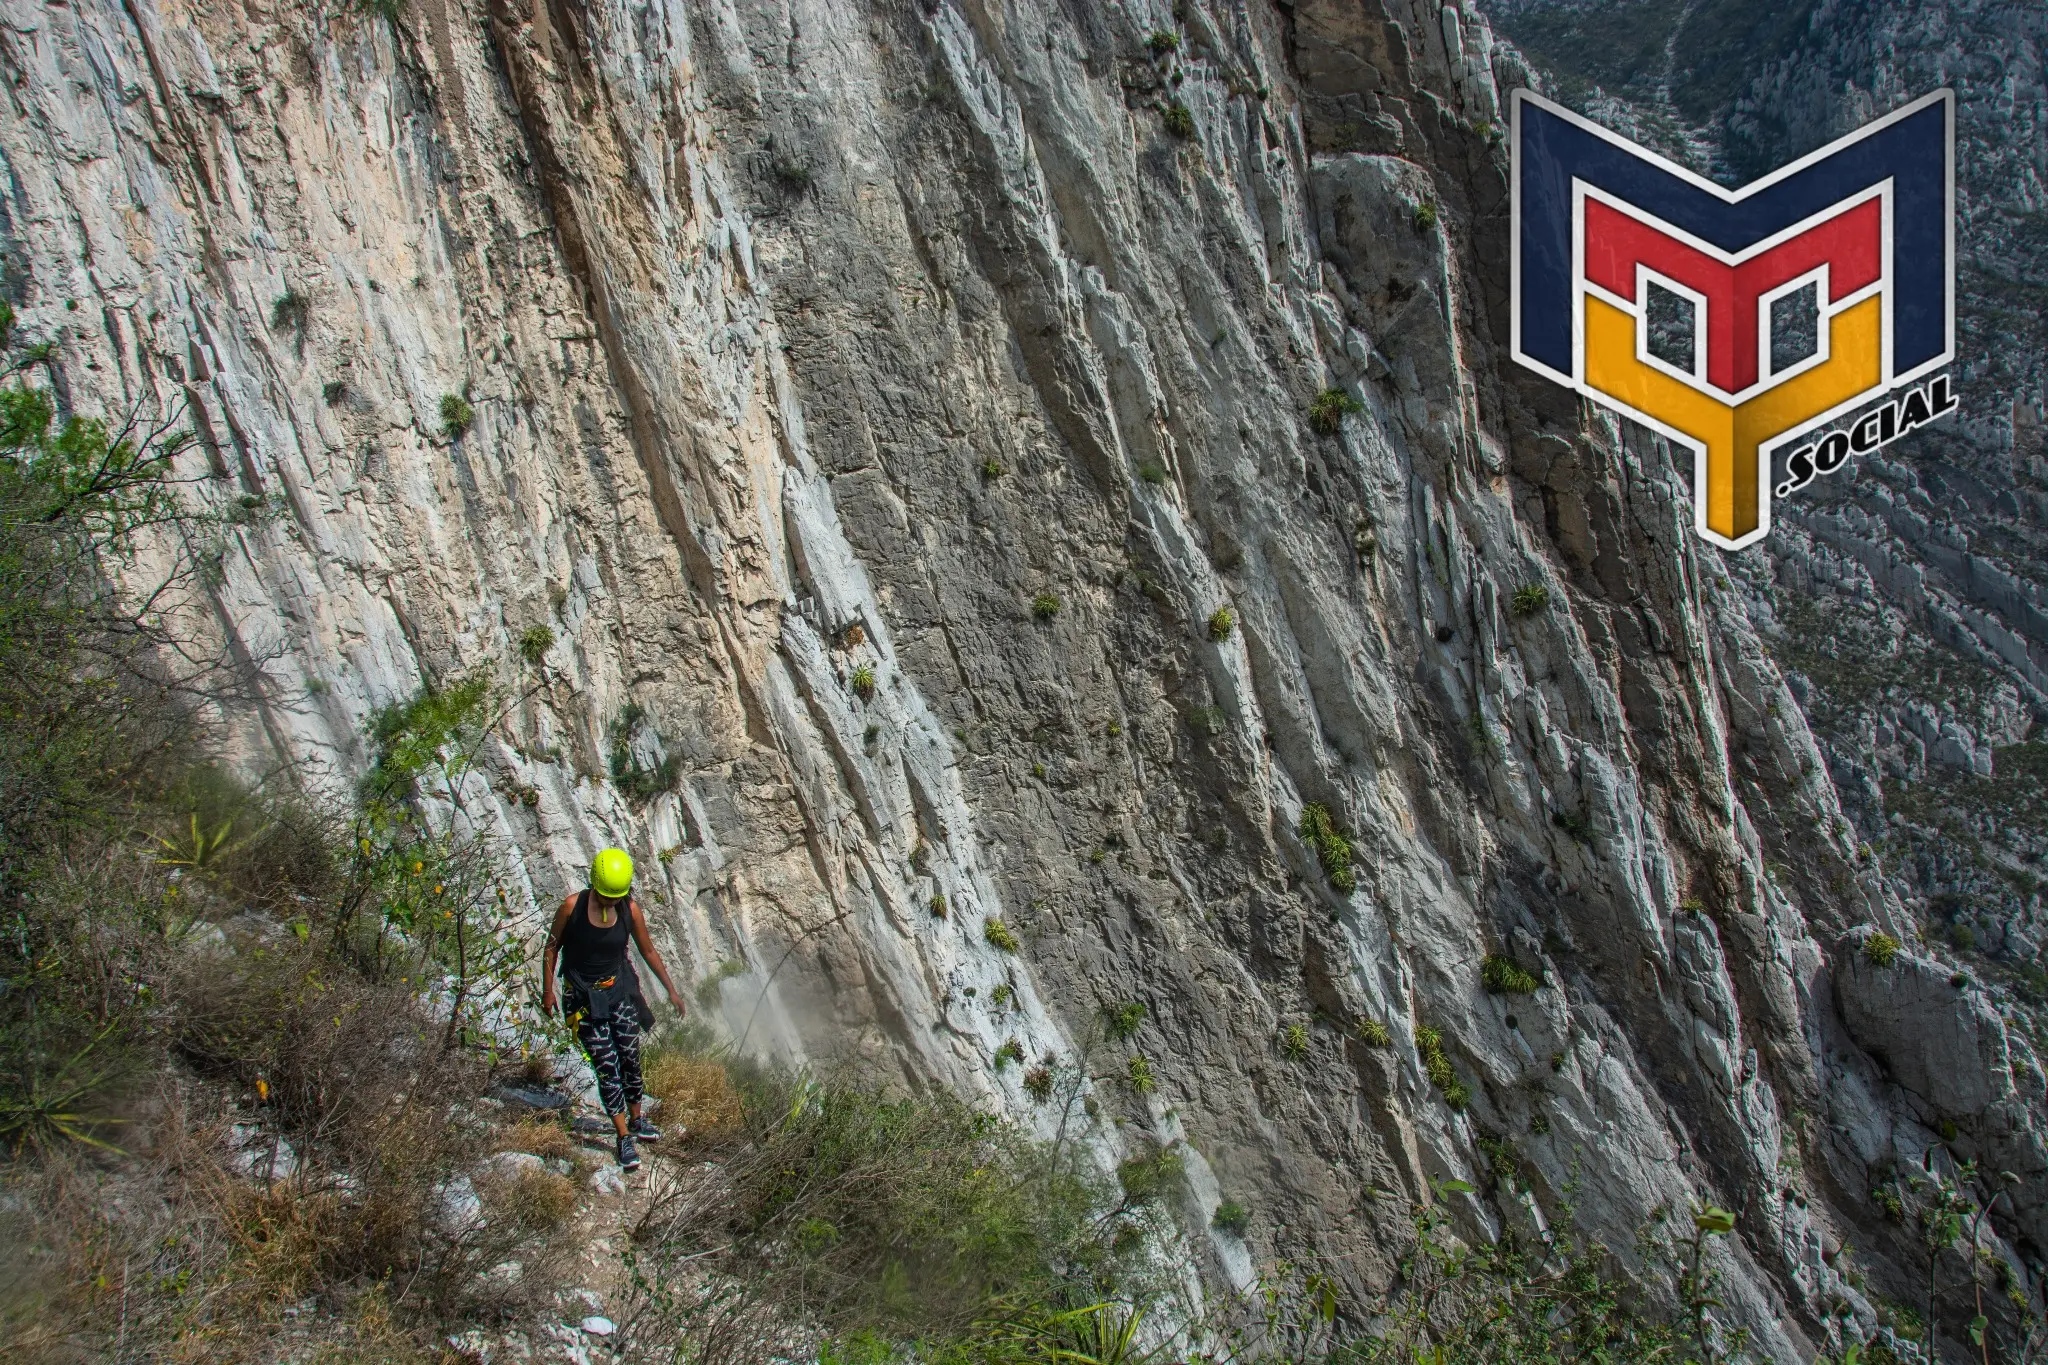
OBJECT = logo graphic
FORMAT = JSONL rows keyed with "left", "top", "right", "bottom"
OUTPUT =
{"left": 1510, "top": 89, "right": 1955, "bottom": 549}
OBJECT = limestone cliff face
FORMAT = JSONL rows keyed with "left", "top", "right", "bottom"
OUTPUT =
{"left": 2, "top": 0, "right": 2036, "bottom": 1358}
{"left": 1475, "top": 5, "right": 2048, "bottom": 1357}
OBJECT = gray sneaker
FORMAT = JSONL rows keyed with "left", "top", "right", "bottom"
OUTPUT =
{"left": 629, "top": 1117, "right": 662, "bottom": 1142}
{"left": 615, "top": 1133, "right": 640, "bottom": 1171}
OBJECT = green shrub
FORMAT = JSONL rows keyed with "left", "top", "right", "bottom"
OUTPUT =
{"left": 1863, "top": 932, "right": 1901, "bottom": 967}
{"left": 1031, "top": 592, "right": 1061, "bottom": 621}
{"left": 1308, "top": 386, "right": 1362, "bottom": 433}
{"left": 439, "top": 393, "right": 473, "bottom": 439}
{"left": 1184, "top": 704, "right": 1225, "bottom": 738}
{"left": 1022, "top": 1065, "right": 1054, "bottom": 1102}
{"left": 0, "top": 330, "right": 558, "bottom": 1335}
{"left": 983, "top": 918, "right": 1019, "bottom": 952}
{"left": 1126, "top": 1055, "right": 1156, "bottom": 1094}
{"left": 993, "top": 1038, "right": 1024, "bottom": 1069}
{"left": 980, "top": 457, "right": 1005, "bottom": 479}
{"left": 1413, "top": 199, "right": 1439, "bottom": 232}
{"left": 1146, "top": 30, "right": 1180, "bottom": 55}
{"left": 849, "top": 662, "right": 877, "bottom": 700}
{"left": 1104, "top": 1001, "right": 1146, "bottom": 1041}
{"left": 1280, "top": 1023, "right": 1311, "bottom": 1062}
{"left": 1207, "top": 606, "right": 1236, "bottom": 641}
{"left": 517, "top": 624, "right": 554, "bottom": 666}
{"left": 1211, "top": 1199, "right": 1251, "bottom": 1237}
{"left": 616, "top": 1067, "right": 1146, "bottom": 1353}
{"left": 1357, "top": 1019, "right": 1392, "bottom": 1047}
{"left": 1137, "top": 459, "right": 1168, "bottom": 485}
{"left": 1162, "top": 102, "right": 1196, "bottom": 139}
{"left": 1481, "top": 954, "right": 1541, "bottom": 995}
{"left": 929, "top": 892, "right": 948, "bottom": 919}
{"left": 1510, "top": 583, "right": 1550, "bottom": 616}
{"left": 322, "top": 379, "right": 347, "bottom": 405}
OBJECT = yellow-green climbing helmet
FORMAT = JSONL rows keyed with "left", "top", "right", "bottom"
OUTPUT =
{"left": 591, "top": 847, "right": 634, "bottom": 900}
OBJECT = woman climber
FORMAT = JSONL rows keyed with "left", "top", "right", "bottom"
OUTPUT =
{"left": 540, "top": 847, "right": 686, "bottom": 1171}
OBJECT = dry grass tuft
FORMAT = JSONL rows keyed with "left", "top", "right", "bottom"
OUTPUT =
{"left": 644, "top": 1054, "right": 742, "bottom": 1136}
{"left": 213, "top": 1181, "right": 343, "bottom": 1301}
{"left": 481, "top": 1167, "right": 577, "bottom": 1232}
{"left": 496, "top": 1117, "right": 575, "bottom": 1161}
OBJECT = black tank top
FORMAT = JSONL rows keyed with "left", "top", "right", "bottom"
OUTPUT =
{"left": 561, "top": 890, "right": 633, "bottom": 986}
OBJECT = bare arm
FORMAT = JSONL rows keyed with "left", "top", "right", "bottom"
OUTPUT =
{"left": 628, "top": 899, "right": 686, "bottom": 1013}
{"left": 540, "top": 896, "right": 576, "bottom": 1013}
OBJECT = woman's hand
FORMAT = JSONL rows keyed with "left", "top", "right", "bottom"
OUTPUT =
{"left": 541, "top": 985, "right": 558, "bottom": 1016}
{"left": 666, "top": 987, "right": 687, "bottom": 1016}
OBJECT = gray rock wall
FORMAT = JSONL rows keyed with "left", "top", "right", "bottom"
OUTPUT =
{"left": 0, "top": 0, "right": 2019, "bottom": 1357}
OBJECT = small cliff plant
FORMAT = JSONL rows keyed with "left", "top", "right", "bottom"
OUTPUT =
{"left": 608, "top": 702, "right": 681, "bottom": 801}
{"left": 1416, "top": 1024, "right": 1469, "bottom": 1109}
{"left": 1481, "top": 954, "right": 1541, "bottom": 995}
{"left": 1211, "top": 1199, "right": 1252, "bottom": 1237}
{"left": 1510, "top": 583, "right": 1551, "bottom": 616}
{"left": 1309, "top": 386, "right": 1362, "bottom": 433}
{"left": 1299, "top": 803, "right": 1357, "bottom": 893}
{"left": 1207, "top": 606, "right": 1236, "bottom": 642}
{"left": 694, "top": 958, "right": 747, "bottom": 1010}
{"left": 1863, "top": 931, "right": 1901, "bottom": 967}
{"left": 270, "top": 289, "right": 309, "bottom": 334}
{"left": 440, "top": 392, "right": 474, "bottom": 439}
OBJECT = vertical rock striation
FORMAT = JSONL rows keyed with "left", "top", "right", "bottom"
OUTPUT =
{"left": 0, "top": 0, "right": 2035, "bottom": 1356}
